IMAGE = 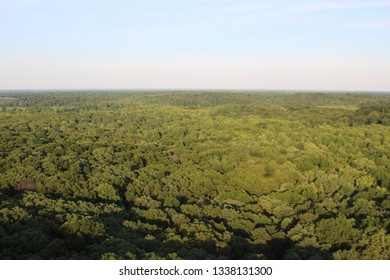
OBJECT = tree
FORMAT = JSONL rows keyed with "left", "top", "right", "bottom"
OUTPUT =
{"left": 95, "top": 183, "right": 121, "bottom": 201}
{"left": 316, "top": 215, "right": 359, "bottom": 250}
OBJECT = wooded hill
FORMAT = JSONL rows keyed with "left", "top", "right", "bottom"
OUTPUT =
{"left": 0, "top": 91, "right": 389, "bottom": 259}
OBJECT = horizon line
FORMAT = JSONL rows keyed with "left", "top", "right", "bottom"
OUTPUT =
{"left": 1, "top": 88, "right": 390, "bottom": 94}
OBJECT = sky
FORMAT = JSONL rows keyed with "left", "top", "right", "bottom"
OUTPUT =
{"left": 0, "top": 0, "right": 389, "bottom": 91}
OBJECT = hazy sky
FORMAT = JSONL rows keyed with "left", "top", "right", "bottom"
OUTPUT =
{"left": 0, "top": 0, "right": 389, "bottom": 91}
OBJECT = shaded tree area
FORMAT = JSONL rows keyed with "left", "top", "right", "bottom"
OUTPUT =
{"left": 0, "top": 91, "right": 389, "bottom": 259}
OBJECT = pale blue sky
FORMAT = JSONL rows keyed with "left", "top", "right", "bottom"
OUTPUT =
{"left": 0, "top": 0, "right": 389, "bottom": 90}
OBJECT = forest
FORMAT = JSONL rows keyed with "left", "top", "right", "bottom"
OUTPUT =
{"left": 0, "top": 91, "right": 389, "bottom": 259}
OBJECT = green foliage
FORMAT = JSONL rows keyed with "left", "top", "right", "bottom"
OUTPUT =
{"left": 316, "top": 215, "right": 359, "bottom": 250}
{"left": 0, "top": 91, "right": 389, "bottom": 259}
{"left": 95, "top": 183, "right": 121, "bottom": 201}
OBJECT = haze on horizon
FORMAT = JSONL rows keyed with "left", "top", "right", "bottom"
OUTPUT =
{"left": 0, "top": 0, "right": 389, "bottom": 92}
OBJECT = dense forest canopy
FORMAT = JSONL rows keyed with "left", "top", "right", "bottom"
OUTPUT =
{"left": 0, "top": 91, "right": 389, "bottom": 259}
